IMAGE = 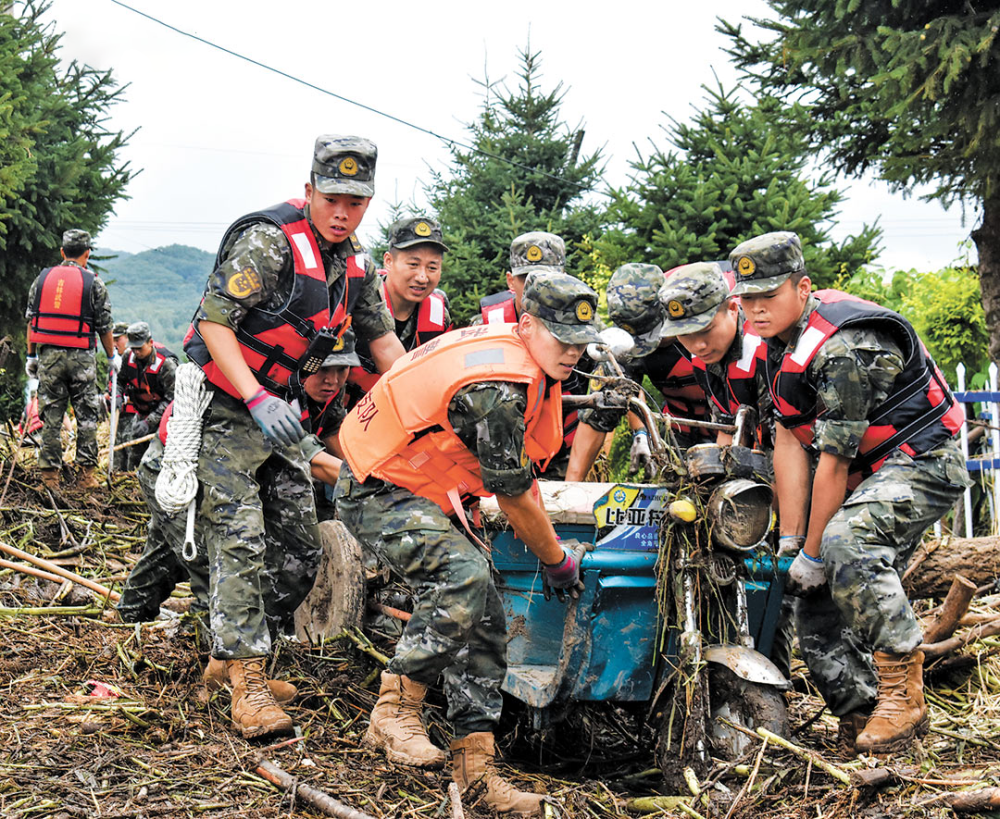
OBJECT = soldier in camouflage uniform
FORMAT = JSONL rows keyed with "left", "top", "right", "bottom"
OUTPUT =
{"left": 335, "top": 271, "right": 600, "bottom": 816}
{"left": 566, "top": 262, "right": 712, "bottom": 481}
{"left": 731, "top": 231, "right": 969, "bottom": 755}
{"left": 25, "top": 229, "right": 117, "bottom": 490}
{"left": 182, "top": 136, "right": 404, "bottom": 739}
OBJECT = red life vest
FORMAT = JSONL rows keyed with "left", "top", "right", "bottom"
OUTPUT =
{"left": 691, "top": 320, "right": 766, "bottom": 420}
{"left": 348, "top": 278, "right": 452, "bottom": 393}
{"left": 766, "top": 290, "right": 964, "bottom": 488}
{"left": 157, "top": 401, "right": 173, "bottom": 445}
{"left": 479, "top": 290, "right": 518, "bottom": 325}
{"left": 340, "top": 324, "right": 563, "bottom": 518}
{"left": 184, "top": 199, "right": 366, "bottom": 399}
{"left": 28, "top": 264, "right": 96, "bottom": 350}
{"left": 121, "top": 349, "right": 171, "bottom": 416}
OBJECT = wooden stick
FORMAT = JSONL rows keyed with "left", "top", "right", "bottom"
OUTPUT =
{"left": 923, "top": 575, "right": 977, "bottom": 644}
{"left": 368, "top": 600, "right": 412, "bottom": 622}
{"left": 921, "top": 617, "right": 1000, "bottom": 658}
{"left": 255, "top": 758, "right": 376, "bottom": 819}
{"left": 448, "top": 782, "right": 465, "bottom": 819}
{"left": 0, "top": 558, "right": 68, "bottom": 587}
{"left": 111, "top": 432, "right": 157, "bottom": 452}
{"left": 755, "top": 727, "right": 851, "bottom": 785}
{"left": 0, "top": 539, "right": 119, "bottom": 602}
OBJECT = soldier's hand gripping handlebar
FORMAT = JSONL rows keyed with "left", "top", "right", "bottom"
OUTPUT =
{"left": 245, "top": 387, "right": 305, "bottom": 447}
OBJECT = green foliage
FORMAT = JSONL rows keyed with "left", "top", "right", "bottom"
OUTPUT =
{"left": 0, "top": 1, "right": 133, "bottom": 420}
{"left": 101, "top": 244, "right": 214, "bottom": 356}
{"left": 425, "top": 44, "right": 605, "bottom": 325}
{"left": 595, "top": 84, "right": 881, "bottom": 289}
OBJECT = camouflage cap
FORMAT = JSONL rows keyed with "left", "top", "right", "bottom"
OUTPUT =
{"left": 311, "top": 135, "right": 377, "bottom": 197}
{"left": 658, "top": 263, "right": 732, "bottom": 336}
{"left": 729, "top": 231, "right": 805, "bottom": 295}
{"left": 522, "top": 271, "right": 601, "bottom": 345}
{"left": 112, "top": 321, "right": 130, "bottom": 337}
{"left": 61, "top": 229, "right": 92, "bottom": 254}
{"left": 510, "top": 231, "right": 566, "bottom": 277}
{"left": 319, "top": 326, "right": 360, "bottom": 368}
{"left": 606, "top": 263, "right": 667, "bottom": 358}
{"left": 389, "top": 216, "right": 448, "bottom": 253}
{"left": 125, "top": 321, "right": 152, "bottom": 349}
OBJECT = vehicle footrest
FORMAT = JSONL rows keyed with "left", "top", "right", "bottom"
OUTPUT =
{"left": 502, "top": 663, "right": 561, "bottom": 708}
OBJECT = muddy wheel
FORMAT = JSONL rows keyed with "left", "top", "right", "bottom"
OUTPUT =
{"left": 294, "top": 520, "right": 366, "bottom": 643}
{"left": 655, "top": 668, "right": 711, "bottom": 790}
{"left": 708, "top": 664, "right": 788, "bottom": 760}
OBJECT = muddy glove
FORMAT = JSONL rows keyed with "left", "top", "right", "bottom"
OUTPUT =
{"left": 25, "top": 356, "right": 38, "bottom": 378}
{"left": 628, "top": 429, "right": 652, "bottom": 479}
{"left": 785, "top": 551, "right": 827, "bottom": 597}
{"left": 245, "top": 387, "right": 305, "bottom": 447}
{"left": 777, "top": 535, "right": 806, "bottom": 557}
{"left": 542, "top": 541, "right": 587, "bottom": 602}
{"left": 110, "top": 351, "right": 123, "bottom": 373}
{"left": 132, "top": 418, "right": 151, "bottom": 438}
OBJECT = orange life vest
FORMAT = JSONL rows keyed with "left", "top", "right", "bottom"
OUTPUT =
{"left": 28, "top": 264, "right": 96, "bottom": 349}
{"left": 340, "top": 323, "right": 563, "bottom": 517}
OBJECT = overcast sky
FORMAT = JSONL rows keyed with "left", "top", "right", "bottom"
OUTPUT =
{"left": 45, "top": 0, "right": 975, "bottom": 273}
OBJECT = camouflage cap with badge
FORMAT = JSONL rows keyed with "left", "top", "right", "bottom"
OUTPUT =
{"left": 112, "top": 321, "right": 130, "bottom": 337}
{"left": 607, "top": 263, "right": 666, "bottom": 358}
{"left": 311, "top": 135, "right": 377, "bottom": 198}
{"left": 62, "top": 229, "right": 92, "bottom": 255}
{"left": 658, "top": 262, "right": 732, "bottom": 336}
{"left": 125, "top": 321, "right": 152, "bottom": 349}
{"left": 319, "top": 326, "right": 360, "bottom": 368}
{"left": 389, "top": 216, "right": 448, "bottom": 253}
{"left": 729, "top": 231, "right": 805, "bottom": 296}
{"left": 522, "top": 271, "right": 601, "bottom": 345}
{"left": 510, "top": 232, "right": 566, "bottom": 277}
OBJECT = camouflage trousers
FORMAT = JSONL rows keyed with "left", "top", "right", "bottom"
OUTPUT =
{"left": 113, "top": 413, "right": 150, "bottom": 472}
{"left": 796, "top": 441, "right": 969, "bottom": 716}
{"left": 334, "top": 463, "right": 506, "bottom": 736}
{"left": 197, "top": 392, "right": 321, "bottom": 659}
{"left": 36, "top": 346, "right": 101, "bottom": 469}
{"left": 117, "top": 438, "right": 209, "bottom": 628}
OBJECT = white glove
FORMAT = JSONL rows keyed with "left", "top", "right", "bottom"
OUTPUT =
{"left": 111, "top": 351, "right": 123, "bottom": 372}
{"left": 777, "top": 535, "right": 805, "bottom": 557}
{"left": 25, "top": 356, "right": 38, "bottom": 378}
{"left": 628, "top": 430, "right": 652, "bottom": 479}
{"left": 785, "top": 551, "right": 827, "bottom": 597}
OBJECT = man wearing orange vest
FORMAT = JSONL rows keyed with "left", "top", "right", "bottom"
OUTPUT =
{"left": 25, "top": 229, "right": 116, "bottom": 490}
{"left": 348, "top": 216, "right": 452, "bottom": 397}
{"left": 335, "top": 271, "right": 600, "bottom": 816}
{"left": 182, "top": 135, "right": 405, "bottom": 740}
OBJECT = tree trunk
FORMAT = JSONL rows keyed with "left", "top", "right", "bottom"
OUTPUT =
{"left": 971, "top": 197, "right": 1000, "bottom": 362}
{"left": 902, "top": 536, "right": 1000, "bottom": 599}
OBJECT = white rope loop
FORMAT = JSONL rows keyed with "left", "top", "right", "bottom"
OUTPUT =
{"left": 155, "top": 363, "right": 212, "bottom": 516}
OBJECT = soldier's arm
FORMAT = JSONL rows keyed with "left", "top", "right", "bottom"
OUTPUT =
{"left": 90, "top": 276, "right": 115, "bottom": 357}
{"left": 773, "top": 422, "right": 812, "bottom": 543}
{"left": 351, "top": 254, "right": 403, "bottom": 372}
{"left": 369, "top": 333, "right": 406, "bottom": 373}
{"left": 296, "top": 432, "right": 343, "bottom": 485}
{"left": 565, "top": 424, "right": 607, "bottom": 482}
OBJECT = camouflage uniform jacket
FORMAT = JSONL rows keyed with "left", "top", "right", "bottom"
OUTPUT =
{"left": 25, "top": 260, "right": 114, "bottom": 344}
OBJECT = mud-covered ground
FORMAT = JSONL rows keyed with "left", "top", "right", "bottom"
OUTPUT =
{"left": 2, "top": 443, "right": 1000, "bottom": 818}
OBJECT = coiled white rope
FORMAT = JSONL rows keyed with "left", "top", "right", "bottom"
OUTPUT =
{"left": 155, "top": 363, "right": 213, "bottom": 559}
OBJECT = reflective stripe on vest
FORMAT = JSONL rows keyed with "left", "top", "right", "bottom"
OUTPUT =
{"left": 184, "top": 199, "right": 366, "bottom": 399}
{"left": 28, "top": 265, "right": 96, "bottom": 349}
{"left": 340, "top": 324, "right": 563, "bottom": 517}
{"left": 691, "top": 324, "right": 765, "bottom": 418}
{"left": 122, "top": 350, "right": 169, "bottom": 416}
{"left": 766, "top": 289, "right": 964, "bottom": 487}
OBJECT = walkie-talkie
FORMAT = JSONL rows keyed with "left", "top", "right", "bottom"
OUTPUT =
{"left": 297, "top": 328, "right": 339, "bottom": 374}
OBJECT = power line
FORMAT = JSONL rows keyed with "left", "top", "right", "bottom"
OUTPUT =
{"left": 108, "top": 0, "right": 591, "bottom": 192}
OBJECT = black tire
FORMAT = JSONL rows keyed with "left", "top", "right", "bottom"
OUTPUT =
{"left": 707, "top": 664, "right": 788, "bottom": 760}
{"left": 293, "top": 520, "right": 366, "bottom": 643}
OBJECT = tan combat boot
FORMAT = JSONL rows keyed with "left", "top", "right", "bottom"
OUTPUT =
{"left": 364, "top": 671, "right": 446, "bottom": 768}
{"left": 855, "top": 650, "right": 929, "bottom": 754}
{"left": 225, "top": 657, "right": 294, "bottom": 739}
{"left": 451, "top": 732, "right": 545, "bottom": 817}
{"left": 836, "top": 709, "right": 871, "bottom": 759}
{"left": 39, "top": 468, "right": 60, "bottom": 489}
{"left": 203, "top": 657, "right": 298, "bottom": 705}
{"left": 77, "top": 466, "right": 101, "bottom": 490}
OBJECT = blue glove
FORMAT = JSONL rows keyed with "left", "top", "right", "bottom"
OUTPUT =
{"left": 25, "top": 356, "right": 38, "bottom": 378}
{"left": 245, "top": 388, "right": 304, "bottom": 447}
{"left": 542, "top": 541, "right": 587, "bottom": 602}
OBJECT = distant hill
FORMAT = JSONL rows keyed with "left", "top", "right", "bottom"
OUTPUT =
{"left": 97, "top": 244, "right": 213, "bottom": 357}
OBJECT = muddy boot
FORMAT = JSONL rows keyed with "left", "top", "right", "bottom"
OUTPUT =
{"left": 364, "top": 671, "right": 446, "bottom": 768}
{"left": 225, "top": 657, "right": 293, "bottom": 739}
{"left": 855, "top": 650, "right": 929, "bottom": 754}
{"left": 77, "top": 466, "right": 101, "bottom": 491}
{"left": 203, "top": 656, "right": 298, "bottom": 705}
{"left": 450, "top": 732, "right": 545, "bottom": 816}
{"left": 39, "top": 468, "right": 60, "bottom": 490}
{"left": 836, "top": 709, "right": 872, "bottom": 759}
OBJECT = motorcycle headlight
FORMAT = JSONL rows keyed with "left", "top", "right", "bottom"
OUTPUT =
{"left": 707, "top": 479, "right": 773, "bottom": 552}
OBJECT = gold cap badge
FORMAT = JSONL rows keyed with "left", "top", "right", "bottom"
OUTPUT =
{"left": 526, "top": 245, "right": 543, "bottom": 262}
{"left": 667, "top": 299, "right": 686, "bottom": 318}
{"left": 575, "top": 300, "right": 594, "bottom": 322}
{"left": 414, "top": 221, "right": 431, "bottom": 237}
{"left": 339, "top": 157, "right": 358, "bottom": 176}
{"left": 737, "top": 256, "right": 756, "bottom": 277}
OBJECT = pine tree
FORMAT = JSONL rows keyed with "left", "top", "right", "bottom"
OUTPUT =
{"left": 0, "top": 1, "right": 133, "bottom": 418}
{"left": 721, "top": 2, "right": 1000, "bottom": 356}
{"left": 596, "top": 83, "right": 881, "bottom": 287}
{"left": 425, "top": 44, "right": 604, "bottom": 325}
